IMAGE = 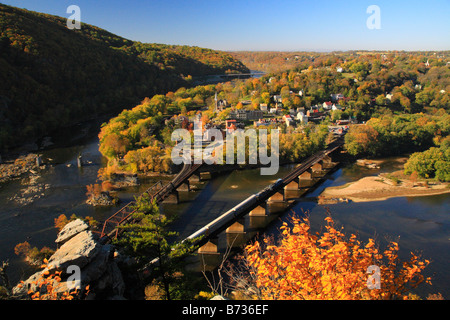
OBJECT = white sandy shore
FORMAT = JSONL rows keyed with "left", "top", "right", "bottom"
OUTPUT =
{"left": 320, "top": 176, "right": 450, "bottom": 203}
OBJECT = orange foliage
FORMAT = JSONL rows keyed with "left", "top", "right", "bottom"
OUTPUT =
{"left": 54, "top": 214, "right": 70, "bottom": 231}
{"left": 243, "top": 215, "right": 431, "bottom": 300}
{"left": 17, "top": 259, "right": 90, "bottom": 300}
{"left": 86, "top": 183, "right": 103, "bottom": 198}
{"left": 14, "top": 241, "right": 31, "bottom": 257}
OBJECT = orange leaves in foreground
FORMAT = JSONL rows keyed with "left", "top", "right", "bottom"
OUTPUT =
{"left": 244, "top": 215, "right": 431, "bottom": 300}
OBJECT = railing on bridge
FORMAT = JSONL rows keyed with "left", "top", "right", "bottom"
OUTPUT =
{"left": 98, "top": 180, "right": 164, "bottom": 241}
{"left": 97, "top": 162, "right": 203, "bottom": 243}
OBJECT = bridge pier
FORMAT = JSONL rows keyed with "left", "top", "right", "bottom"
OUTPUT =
{"left": 311, "top": 162, "right": 324, "bottom": 177}
{"left": 200, "top": 172, "right": 211, "bottom": 180}
{"left": 226, "top": 218, "right": 246, "bottom": 248}
{"left": 284, "top": 178, "right": 300, "bottom": 191}
{"left": 162, "top": 190, "right": 179, "bottom": 204}
{"left": 298, "top": 169, "right": 315, "bottom": 187}
{"left": 198, "top": 237, "right": 221, "bottom": 271}
{"left": 189, "top": 172, "right": 201, "bottom": 182}
{"left": 189, "top": 171, "right": 212, "bottom": 183}
{"left": 177, "top": 180, "right": 190, "bottom": 192}
{"left": 226, "top": 218, "right": 245, "bottom": 234}
{"left": 198, "top": 238, "right": 219, "bottom": 255}
{"left": 268, "top": 190, "right": 285, "bottom": 202}
{"left": 249, "top": 204, "right": 268, "bottom": 217}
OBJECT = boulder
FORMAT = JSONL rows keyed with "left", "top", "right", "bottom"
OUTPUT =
{"left": 86, "top": 191, "right": 116, "bottom": 206}
{"left": 47, "top": 230, "right": 100, "bottom": 271}
{"left": 55, "top": 219, "right": 89, "bottom": 245}
{"left": 13, "top": 221, "right": 126, "bottom": 299}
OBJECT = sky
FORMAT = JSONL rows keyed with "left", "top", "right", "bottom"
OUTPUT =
{"left": 1, "top": 0, "right": 449, "bottom": 51}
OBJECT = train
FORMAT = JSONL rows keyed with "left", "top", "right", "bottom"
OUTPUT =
{"left": 185, "top": 178, "right": 284, "bottom": 243}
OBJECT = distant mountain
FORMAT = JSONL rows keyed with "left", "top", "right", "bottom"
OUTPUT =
{"left": 0, "top": 4, "right": 248, "bottom": 150}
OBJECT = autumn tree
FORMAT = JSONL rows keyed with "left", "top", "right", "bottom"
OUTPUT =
{"left": 227, "top": 215, "right": 431, "bottom": 300}
{"left": 344, "top": 124, "right": 380, "bottom": 157}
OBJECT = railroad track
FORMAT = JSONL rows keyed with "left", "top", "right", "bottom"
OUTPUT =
{"left": 97, "top": 160, "right": 203, "bottom": 243}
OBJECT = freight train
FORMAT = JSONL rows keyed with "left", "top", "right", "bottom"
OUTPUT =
{"left": 186, "top": 179, "right": 284, "bottom": 242}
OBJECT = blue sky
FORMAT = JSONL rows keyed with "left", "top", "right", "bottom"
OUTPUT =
{"left": 1, "top": 0, "right": 449, "bottom": 51}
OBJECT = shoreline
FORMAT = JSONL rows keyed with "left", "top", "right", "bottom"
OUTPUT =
{"left": 320, "top": 175, "right": 450, "bottom": 203}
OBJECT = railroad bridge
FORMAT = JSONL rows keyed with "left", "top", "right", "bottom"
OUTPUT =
{"left": 97, "top": 136, "right": 345, "bottom": 248}
{"left": 130, "top": 136, "right": 346, "bottom": 273}
{"left": 185, "top": 136, "right": 344, "bottom": 257}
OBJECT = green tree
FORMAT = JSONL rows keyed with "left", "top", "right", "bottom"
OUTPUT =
{"left": 404, "top": 144, "right": 450, "bottom": 182}
{"left": 114, "top": 194, "right": 196, "bottom": 300}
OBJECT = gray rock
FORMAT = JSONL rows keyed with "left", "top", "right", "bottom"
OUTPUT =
{"left": 55, "top": 219, "right": 89, "bottom": 245}
{"left": 48, "top": 230, "right": 100, "bottom": 271}
{"left": 12, "top": 220, "right": 127, "bottom": 300}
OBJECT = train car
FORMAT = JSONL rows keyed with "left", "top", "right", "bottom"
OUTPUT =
{"left": 186, "top": 194, "right": 258, "bottom": 241}
{"left": 186, "top": 179, "right": 284, "bottom": 243}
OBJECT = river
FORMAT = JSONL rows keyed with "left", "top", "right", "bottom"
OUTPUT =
{"left": 0, "top": 137, "right": 448, "bottom": 299}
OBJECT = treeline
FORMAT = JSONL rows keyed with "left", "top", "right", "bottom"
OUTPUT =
{"left": 229, "top": 51, "right": 341, "bottom": 74}
{"left": 344, "top": 112, "right": 450, "bottom": 181}
{"left": 404, "top": 136, "right": 450, "bottom": 182}
{"left": 126, "top": 43, "right": 249, "bottom": 76}
{"left": 0, "top": 4, "right": 248, "bottom": 151}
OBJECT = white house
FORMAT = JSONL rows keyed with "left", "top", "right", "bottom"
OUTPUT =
{"left": 323, "top": 101, "right": 333, "bottom": 110}
{"left": 273, "top": 95, "right": 282, "bottom": 103}
{"left": 332, "top": 104, "right": 342, "bottom": 111}
{"left": 269, "top": 107, "right": 278, "bottom": 114}
{"left": 283, "top": 115, "right": 294, "bottom": 127}
{"left": 296, "top": 112, "right": 308, "bottom": 125}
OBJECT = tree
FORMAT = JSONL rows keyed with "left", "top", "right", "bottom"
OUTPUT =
{"left": 114, "top": 195, "right": 196, "bottom": 300}
{"left": 410, "top": 171, "right": 419, "bottom": 187}
{"left": 404, "top": 144, "right": 450, "bottom": 182}
{"left": 261, "top": 92, "right": 271, "bottom": 105}
{"left": 228, "top": 215, "right": 431, "bottom": 300}
{"left": 99, "top": 132, "right": 130, "bottom": 160}
{"left": 344, "top": 124, "right": 380, "bottom": 156}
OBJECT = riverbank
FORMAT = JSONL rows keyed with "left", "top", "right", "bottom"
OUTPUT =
{"left": 320, "top": 174, "right": 450, "bottom": 203}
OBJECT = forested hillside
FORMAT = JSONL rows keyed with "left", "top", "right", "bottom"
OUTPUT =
{"left": 0, "top": 4, "right": 248, "bottom": 150}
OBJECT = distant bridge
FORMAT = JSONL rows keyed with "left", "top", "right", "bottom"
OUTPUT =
{"left": 218, "top": 72, "right": 266, "bottom": 78}
{"left": 192, "top": 72, "right": 267, "bottom": 84}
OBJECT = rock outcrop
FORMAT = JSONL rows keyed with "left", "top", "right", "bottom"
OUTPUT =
{"left": 13, "top": 219, "right": 126, "bottom": 300}
{"left": 86, "top": 191, "right": 117, "bottom": 206}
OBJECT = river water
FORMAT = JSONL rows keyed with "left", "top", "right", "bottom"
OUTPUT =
{"left": 0, "top": 136, "right": 448, "bottom": 299}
